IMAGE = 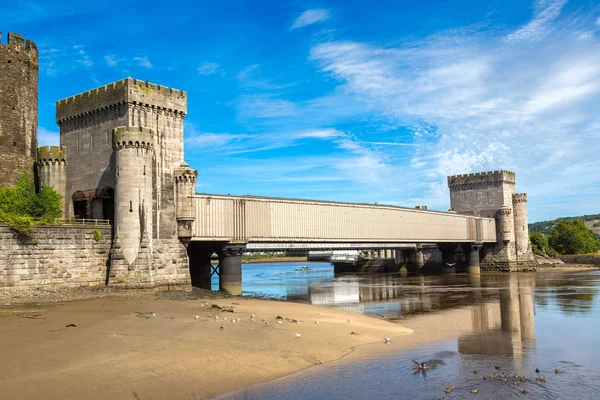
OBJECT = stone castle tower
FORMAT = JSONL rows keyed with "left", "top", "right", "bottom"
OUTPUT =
{"left": 0, "top": 32, "right": 38, "bottom": 186}
{"left": 49, "top": 78, "right": 197, "bottom": 288}
{"left": 447, "top": 170, "right": 536, "bottom": 271}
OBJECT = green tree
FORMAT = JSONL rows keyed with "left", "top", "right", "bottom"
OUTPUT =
{"left": 0, "top": 174, "right": 62, "bottom": 235}
{"left": 529, "top": 232, "right": 549, "bottom": 254}
{"left": 549, "top": 219, "right": 600, "bottom": 255}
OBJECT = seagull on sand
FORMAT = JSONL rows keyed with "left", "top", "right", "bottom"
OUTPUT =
{"left": 315, "top": 321, "right": 319, "bottom": 324}
{"left": 347, "top": 319, "right": 352, "bottom": 323}
{"left": 295, "top": 333, "right": 302, "bottom": 337}
{"left": 278, "top": 320, "right": 284, "bottom": 324}
{"left": 195, "top": 315, "right": 200, "bottom": 319}
{"left": 384, "top": 338, "right": 391, "bottom": 343}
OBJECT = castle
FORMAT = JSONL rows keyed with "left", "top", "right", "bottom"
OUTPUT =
{"left": 2, "top": 32, "right": 193, "bottom": 288}
{"left": 0, "top": 31, "right": 535, "bottom": 290}
{"left": 447, "top": 171, "right": 536, "bottom": 270}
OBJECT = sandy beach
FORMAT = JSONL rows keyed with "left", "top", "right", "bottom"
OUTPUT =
{"left": 0, "top": 291, "right": 413, "bottom": 400}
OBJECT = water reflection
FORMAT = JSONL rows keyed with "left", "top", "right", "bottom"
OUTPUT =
{"left": 224, "top": 265, "right": 600, "bottom": 400}
{"left": 459, "top": 274, "right": 535, "bottom": 361}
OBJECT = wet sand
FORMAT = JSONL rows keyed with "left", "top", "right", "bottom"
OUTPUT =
{"left": 0, "top": 294, "right": 412, "bottom": 400}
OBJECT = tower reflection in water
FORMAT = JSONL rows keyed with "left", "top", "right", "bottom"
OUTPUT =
{"left": 458, "top": 274, "right": 535, "bottom": 357}
{"left": 307, "top": 273, "right": 536, "bottom": 357}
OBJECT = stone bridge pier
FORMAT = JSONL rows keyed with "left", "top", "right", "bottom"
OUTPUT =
{"left": 187, "top": 242, "right": 246, "bottom": 295}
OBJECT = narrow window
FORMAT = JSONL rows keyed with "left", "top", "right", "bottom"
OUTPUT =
{"left": 143, "top": 165, "right": 146, "bottom": 176}
{"left": 106, "top": 130, "right": 109, "bottom": 146}
{"left": 77, "top": 137, "right": 80, "bottom": 152}
{"left": 129, "top": 201, "right": 133, "bottom": 212}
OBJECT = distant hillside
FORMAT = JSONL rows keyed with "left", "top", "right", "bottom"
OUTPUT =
{"left": 530, "top": 214, "right": 600, "bottom": 238}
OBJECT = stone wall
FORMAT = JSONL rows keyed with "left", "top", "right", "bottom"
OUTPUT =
{"left": 448, "top": 170, "right": 516, "bottom": 218}
{"left": 0, "top": 31, "right": 38, "bottom": 186}
{"left": 558, "top": 254, "right": 600, "bottom": 266}
{"left": 0, "top": 224, "right": 111, "bottom": 288}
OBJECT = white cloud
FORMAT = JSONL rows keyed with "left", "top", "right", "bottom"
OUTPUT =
{"left": 293, "top": 128, "right": 344, "bottom": 139}
{"left": 506, "top": 0, "right": 567, "bottom": 42}
{"left": 308, "top": 7, "right": 600, "bottom": 220}
{"left": 74, "top": 45, "right": 93, "bottom": 67}
{"left": 186, "top": 132, "right": 254, "bottom": 149}
{"left": 38, "top": 127, "right": 60, "bottom": 147}
{"left": 198, "top": 62, "right": 221, "bottom": 75}
{"left": 134, "top": 56, "right": 153, "bottom": 69}
{"left": 238, "top": 94, "right": 298, "bottom": 118}
{"left": 104, "top": 54, "right": 120, "bottom": 67}
{"left": 291, "top": 9, "right": 330, "bottom": 30}
{"left": 237, "top": 64, "right": 260, "bottom": 80}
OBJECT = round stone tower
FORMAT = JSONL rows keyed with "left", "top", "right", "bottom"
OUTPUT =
{"left": 0, "top": 31, "right": 38, "bottom": 186}
{"left": 174, "top": 162, "right": 197, "bottom": 243}
{"left": 496, "top": 205, "right": 514, "bottom": 244}
{"left": 112, "top": 127, "right": 154, "bottom": 265}
{"left": 36, "top": 146, "right": 67, "bottom": 214}
{"left": 512, "top": 193, "right": 530, "bottom": 258}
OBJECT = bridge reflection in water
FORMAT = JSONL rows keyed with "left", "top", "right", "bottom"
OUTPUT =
{"left": 303, "top": 273, "right": 536, "bottom": 357}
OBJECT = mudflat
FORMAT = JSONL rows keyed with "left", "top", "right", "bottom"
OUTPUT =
{"left": 0, "top": 294, "right": 412, "bottom": 400}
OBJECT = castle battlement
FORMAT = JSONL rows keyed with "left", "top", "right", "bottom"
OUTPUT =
{"left": 447, "top": 170, "right": 515, "bottom": 188}
{"left": 37, "top": 146, "right": 66, "bottom": 163}
{"left": 174, "top": 163, "right": 198, "bottom": 184}
{"left": 0, "top": 32, "right": 38, "bottom": 61}
{"left": 56, "top": 78, "right": 186, "bottom": 122}
{"left": 513, "top": 193, "right": 527, "bottom": 203}
{"left": 112, "top": 126, "right": 154, "bottom": 149}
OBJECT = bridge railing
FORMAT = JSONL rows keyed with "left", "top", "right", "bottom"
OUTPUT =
{"left": 53, "top": 218, "right": 112, "bottom": 226}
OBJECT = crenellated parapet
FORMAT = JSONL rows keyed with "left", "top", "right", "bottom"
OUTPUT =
{"left": 174, "top": 167, "right": 198, "bottom": 185}
{"left": 56, "top": 78, "right": 186, "bottom": 123}
{"left": 37, "top": 146, "right": 66, "bottom": 165}
{"left": 448, "top": 170, "right": 515, "bottom": 188}
{"left": 0, "top": 31, "right": 38, "bottom": 66}
{"left": 112, "top": 126, "right": 154, "bottom": 150}
{"left": 512, "top": 193, "right": 527, "bottom": 203}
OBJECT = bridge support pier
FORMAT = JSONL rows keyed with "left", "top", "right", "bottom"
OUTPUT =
{"left": 187, "top": 242, "right": 222, "bottom": 290}
{"left": 438, "top": 244, "right": 458, "bottom": 274}
{"left": 219, "top": 245, "right": 245, "bottom": 295}
{"left": 468, "top": 243, "right": 483, "bottom": 275}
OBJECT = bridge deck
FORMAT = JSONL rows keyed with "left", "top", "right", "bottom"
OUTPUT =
{"left": 190, "top": 194, "right": 496, "bottom": 244}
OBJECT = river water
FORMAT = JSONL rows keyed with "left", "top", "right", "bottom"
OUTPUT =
{"left": 218, "top": 263, "right": 600, "bottom": 399}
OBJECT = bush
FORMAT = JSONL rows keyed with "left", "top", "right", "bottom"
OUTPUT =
{"left": 549, "top": 219, "right": 600, "bottom": 255}
{"left": 0, "top": 174, "right": 62, "bottom": 236}
{"left": 93, "top": 229, "right": 101, "bottom": 242}
{"left": 530, "top": 232, "right": 549, "bottom": 255}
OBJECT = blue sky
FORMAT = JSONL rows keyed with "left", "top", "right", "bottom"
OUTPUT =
{"left": 2, "top": 0, "right": 599, "bottom": 222}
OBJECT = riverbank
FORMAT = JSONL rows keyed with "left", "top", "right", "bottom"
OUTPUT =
{"left": 0, "top": 291, "right": 411, "bottom": 400}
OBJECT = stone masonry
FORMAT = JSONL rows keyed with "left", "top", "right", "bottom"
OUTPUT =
{"left": 0, "top": 224, "right": 111, "bottom": 287}
{"left": 0, "top": 32, "right": 38, "bottom": 186}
